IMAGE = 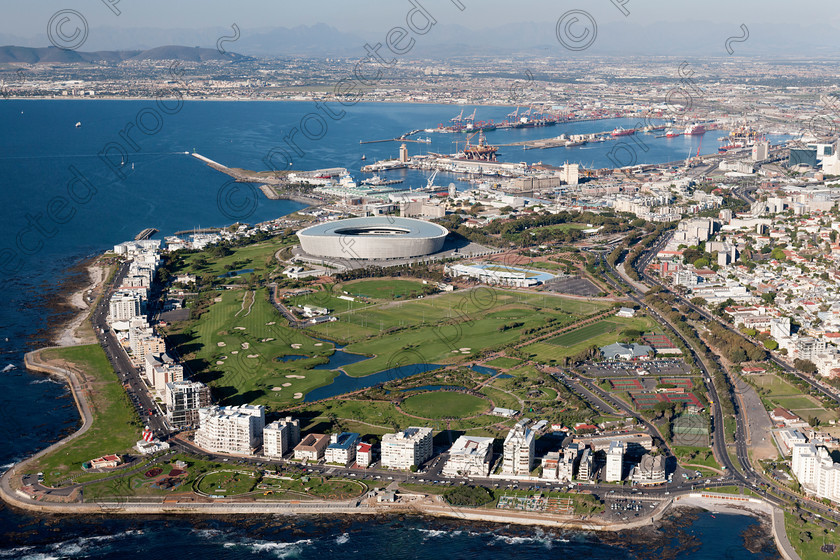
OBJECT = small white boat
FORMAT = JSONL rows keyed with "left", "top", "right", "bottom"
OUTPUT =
{"left": 75, "top": 121, "right": 82, "bottom": 128}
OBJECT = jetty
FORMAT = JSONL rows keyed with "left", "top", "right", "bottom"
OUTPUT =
{"left": 134, "top": 228, "right": 158, "bottom": 240}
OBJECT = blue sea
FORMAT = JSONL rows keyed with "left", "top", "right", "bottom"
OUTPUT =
{"left": 0, "top": 100, "right": 781, "bottom": 558}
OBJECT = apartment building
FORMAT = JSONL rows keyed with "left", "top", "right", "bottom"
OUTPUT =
{"left": 263, "top": 417, "right": 301, "bottom": 458}
{"left": 502, "top": 419, "right": 535, "bottom": 476}
{"left": 195, "top": 405, "right": 265, "bottom": 455}
{"left": 442, "top": 436, "right": 494, "bottom": 477}
{"left": 381, "top": 427, "right": 433, "bottom": 470}
{"left": 165, "top": 380, "right": 211, "bottom": 429}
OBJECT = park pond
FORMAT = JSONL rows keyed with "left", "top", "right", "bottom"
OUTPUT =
{"left": 304, "top": 363, "right": 443, "bottom": 402}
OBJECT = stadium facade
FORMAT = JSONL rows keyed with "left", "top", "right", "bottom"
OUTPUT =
{"left": 296, "top": 217, "right": 449, "bottom": 260}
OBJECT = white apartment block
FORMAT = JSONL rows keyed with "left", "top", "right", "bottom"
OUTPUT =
{"left": 605, "top": 440, "right": 625, "bottom": 482}
{"left": 324, "top": 432, "right": 359, "bottom": 466}
{"left": 503, "top": 419, "right": 535, "bottom": 476}
{"left": 263, "top": 417, "right": 301, "bottom": 458}
{"left": 792, "top": 443, "right": 840, "bottom": 503}
{"left": 109, "top": 292, "right": 142, "bottom": 322}
{"left": 195, "top": 405, "right": 265, "bottom": 455}
{"left": 165, "top": 380, "right": 211, "bottom": 429}
{"left": 381, "top": 427, "right": 433, "bottom": 470}
{"left": 577, "top": 448, "right": 593, "bottom": 481}
{"left": 442, "top": 436, "right": 494, "bottom": 477}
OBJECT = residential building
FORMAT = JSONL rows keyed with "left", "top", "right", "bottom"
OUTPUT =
{"left": 165, "top": 381, "right": 211, "bottom": 429}
{"left": 109, "top": 292, "right": 142, "bottom": 322}
{"left": 442, "top": 436, "right": 494, "bottom": 477}
{"left": 324, "top": 432, "right": 360, "bottom": 466}
{"left": 263, "top": 417, "right": 301, "bottom": 458}
{"left": 195, "top": 405, "right": 265, "bottom": 455}
{"left": 503, "top": 419, "right": 535, "bottom": 476}
{"left": 631, "top": 453, "right": 666, "bottom": 484}
{"left": 792, "top": 443, "right": 840, "bottom": 503}
{"left": 605, "top": 441, "right": 625, "bottom": 482}
{"left": 381, "top": 427, "right": 433, "bottom": 470}
{"left": 293, "top": 433, "right": 330, "bottom": 462}
{"left": 356, "top": 442, "right": 373, "bottom": 467}
{"left": 577, "top": 448, "right": 593, "bottom": 481}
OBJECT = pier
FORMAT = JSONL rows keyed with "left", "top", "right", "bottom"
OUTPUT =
{"left": 134, "top": 228, "right": 158, "bottom": 240}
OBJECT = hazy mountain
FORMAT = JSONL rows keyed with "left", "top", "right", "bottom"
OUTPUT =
{"left": 0, "top": 45, "right": 252, "bottom": 64}
{"left": 0, "top": 21, "right": 838, "bottom": 61}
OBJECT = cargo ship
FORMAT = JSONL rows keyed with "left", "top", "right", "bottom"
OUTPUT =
{"left": 611, "top": 127, "right": 635, "bottom": 137}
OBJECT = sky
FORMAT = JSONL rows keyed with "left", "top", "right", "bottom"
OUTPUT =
{"left": 3, "top": 0, "right": 837, "bottom": 39}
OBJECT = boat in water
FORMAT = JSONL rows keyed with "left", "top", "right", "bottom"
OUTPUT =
{"left": 684, "top": 123, "right": 706, "bottom": 135}
{"left": 361, "top": 174, "right": 403, "bottom": 186}
{"left": 665, "top": 129, "right": 680, "bottom": 138}
{"left": 75, "top": 121, "right": 81, "bottom": 128}
{"left": 611, "top": 127, "right": 635, "bottom": 137}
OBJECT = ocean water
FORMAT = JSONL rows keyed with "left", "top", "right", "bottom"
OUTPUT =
{"left": 0, "top": 100, "right": 781, "bottom": 558}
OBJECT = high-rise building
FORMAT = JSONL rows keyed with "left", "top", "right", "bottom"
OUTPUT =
{"left": 503, "top": 419, "right": 535, "bottom": 476}
{"left": 381, "top": 427, "right": 433, "bottom": 470}
{"left": 195, "top": 405, "right": 265, "bottom": 455}
{"left": 605, "top": 440, "right": 625, "bottom": 482}
{"left": 324, "top": 432, "right": 360, "bottom": 466}
{"left": 263, "top": 417, "right": 301, "bottom": 458}
{"left": 165, "top": 380, "right": 211, "bottom": 428}
{"left": 109, "top": 292, "right": 142, "bottom": 322}
{"left": 442, "top": 436, "right": 494, "bottom": 477}
{"left": 577, "top": 448, "right": 592, "bottom": 481}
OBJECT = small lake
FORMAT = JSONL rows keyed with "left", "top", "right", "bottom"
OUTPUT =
{"left": 276, "top": 355, "right": 308, "bottom": 363}
{"left": 470, "top": 364, "right": 512, "bottom": 378}
{"left": 304, "top": 363, "right": 443, "bottom": 402}
{"left": 216, "top": 268, "right": 254, "bottom": 278}
{"left": 399, "top": 384, "right": 467, "bottom": 393}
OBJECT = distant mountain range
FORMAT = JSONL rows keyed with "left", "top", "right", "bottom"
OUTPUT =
{"left": 1, "top": 21, "right": 838, "bottom": 60}
{"left": 0, "top": 45, "right": 252, "bottom": 64}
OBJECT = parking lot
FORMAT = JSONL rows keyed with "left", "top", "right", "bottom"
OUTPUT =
{"left": 580, "top": 360, "right": 692, "bottom": 378}
{"left": 543, "top": 276, "right": 602, "bottom": 297}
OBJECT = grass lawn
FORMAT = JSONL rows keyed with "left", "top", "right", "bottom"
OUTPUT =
{"left": 341, "top": 278, "right": 428, "bottom": 300}
{"left": 28, "top": 345, "right": 142, "bottom": 486}
{"left": 485, "top": 356, "right": 523, "bottom": 369}
{"left": 785, "top": 511, "right": 840, "bottom": 559}
{"left": 546, "top": 320, "right": 621, "bottom": 347}
{"left": 672, "top": 446, "right": 720, "bottom": 469}
{"left": 400, "top": 391, "right": 490, "bottom": 419}
{"left": 174, "top": 238, "right": 291, "bottom": 279}
{"left": 749, "top": 374, "right": 803, "bottom": 397}
{"left": 532, "top": 223, "right": 589, "bottom": 233}
{"left": 310, "top": 289, "right": 609, "bottom": 377}
{"left": 197, "top": 470, "right": 259, "bottom": 496}
{"left": 772, "top": 395, "right": 824, "bottom": 411}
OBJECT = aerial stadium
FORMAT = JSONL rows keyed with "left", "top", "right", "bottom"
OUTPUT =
{"left": 296, "top": 217, "right": 449, "bottom": 260}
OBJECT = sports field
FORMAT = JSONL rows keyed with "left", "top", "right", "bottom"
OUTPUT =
{"left": 546, "top": 320, "right": 620, "bottom": 347}
{"left": 342, "top": 278, "right": 428, "bottom": 300}
{"left": 400, "top": 391, "right": 489, "bottom": 419}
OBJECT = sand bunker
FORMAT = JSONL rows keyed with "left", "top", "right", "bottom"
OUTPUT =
{"left": 271, "top": 387, "right": 283, "bottom": 392}
{"left": 282, "top": 383, "right": 292, "bottom": 387}
{"left": 216, "top": 361, "right": 224, "bottom": 365}
{"left": 285, "top": 375, "right": 306, "bottom": 379}
{"left": 266, "top": 321, "right": 276, "bottom": 325}
{"left": 460, "top": 348, "right": 471, "bottom": 352}
{"left": 293, "top": 393, "right": 303, "bottom": 399}
{"left": 217, "top": 342, "right": 226, "bottom": 347}
{"left": 291, "top": 343, "right": 302, "bottom": 349}
{"left": 247, "top": 354, "right": 259, "bottom": 358}
{"left": 314, "top": 343, "right": 323, "bottom": 347}
{"left": 241, "top": 342, "right": 250, "bottom": 349}
{"left": 231, "top": 351, "right": 239, "bottom": 355}
{"left": 234, "top": 326, "right": 247, "bottom": 330}
{"left": 261, "top": 338, "right": 275, "bottom": 342}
